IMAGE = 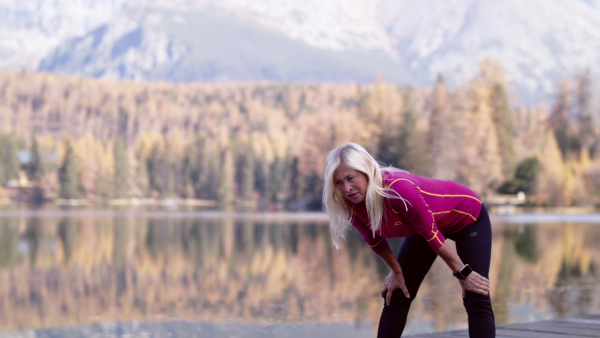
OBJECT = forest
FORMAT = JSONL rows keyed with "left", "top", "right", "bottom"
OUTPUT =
{"left": 0, "top": 59, "right": 598, "bottom": 209}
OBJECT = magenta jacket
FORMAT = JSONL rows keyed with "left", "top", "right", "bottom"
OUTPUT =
{"left": 351, "top": 171, "right": 483, "bottom": 253}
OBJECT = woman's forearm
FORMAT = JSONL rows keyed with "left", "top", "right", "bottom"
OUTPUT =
{"left": 435, "top": 241, "right": 465, "bottom": 273}
{"left": 378, "top": 245, "right": 403, "bottom": 274}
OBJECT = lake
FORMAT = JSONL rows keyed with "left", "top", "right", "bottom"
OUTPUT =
{"left": 0, "top": 207, "right": 598, "bottom": 337}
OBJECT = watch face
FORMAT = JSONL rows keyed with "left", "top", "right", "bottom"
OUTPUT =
{"left": 461, "top": 264, "right": 473, "bottom": 277}
{"left": 453, "top": 264, "right": 473, "bottom": 279}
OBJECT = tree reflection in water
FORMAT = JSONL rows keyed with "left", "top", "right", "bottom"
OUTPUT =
{"left": 0, "top": 211, "right": 598, "bottom": 335}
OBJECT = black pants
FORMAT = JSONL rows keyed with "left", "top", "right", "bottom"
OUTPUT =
{"left": 377, "top": 205, "right": 496, "bottom": 337}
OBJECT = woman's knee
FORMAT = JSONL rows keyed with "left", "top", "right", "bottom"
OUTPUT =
{"left": 382, "top": 288, "right": 414, "bottom": 312}
{"left": 462, "top": 291, "right": 494, "bottom": 315}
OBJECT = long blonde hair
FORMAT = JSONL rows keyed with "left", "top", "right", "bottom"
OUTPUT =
{"left": 322, "top": 142, "right": 408, "bottom": 249}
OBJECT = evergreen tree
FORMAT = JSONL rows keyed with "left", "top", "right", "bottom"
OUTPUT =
{"left": 147, "top": 144, "right": 164, "bottom": 196}
{"left": 574, "top": 69, "right": 596, "bottom": 155}
{"left": 549, "top": 80, "right": 572, "bottom": 160}
{"left": 490, "top": 83, "right": 516, "bottom": 178}
{"left": 181, "top": 151, "right": 195, "bottom": 199}
{"left": 287, "top": 156, "right": 304, "bottom": 208}
{"left": 428, "top": 74, "right": 457, "bottom": 179}
{"left": 240, "top": 149, "right": 256, "bottom": 200}
{"left": 26, "top": 134, "right": 43, "bottom": 182}
{"left": 254, "top": 155, "right": 268, "bottom": 200}
{"left": 498, "top": 157, "right": 539, "bottom": 194}
{"left": 0, "top": 134, "right": 20, "bottom": 185}
{"left": 184, "top": 136, "right": 204, "bottom": 198}
{"left": 59, "top": 139, "right": 80, "bottom": 199}
{"left": 201, "top": 141, "right": 220, "bottom": 200}
{"left": 397, "top": 89, "right": 420, "bottom": 171}
{"left": 113, "top": 136, "right": 129, "bottom": 198}
{"left": 135, "top": 155, "right": 150, "bottom": 197}
{"left": 267, "top": 156, "right": 286, "bottom": 203}
{"left": 217, "top": 148, "right": 235, "bottom": 206}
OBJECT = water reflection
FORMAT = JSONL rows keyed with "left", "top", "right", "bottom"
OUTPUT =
{"left": 0, "top": 210, "right": 598, "bottom": 336}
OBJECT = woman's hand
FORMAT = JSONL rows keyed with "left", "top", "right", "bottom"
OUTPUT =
{"left": 380, "top": 271, "right": 411, "bottom": 306}
{"left": 458, "top": 271, "right": 489, "bottom": 296}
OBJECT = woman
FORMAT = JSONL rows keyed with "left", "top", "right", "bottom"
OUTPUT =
{"left": 322, "top": 142, "right": 495, "bottom": 337}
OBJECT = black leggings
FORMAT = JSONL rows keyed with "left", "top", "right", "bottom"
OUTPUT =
{"left": 377, "top": 205, "right": 496, "bottom": 338}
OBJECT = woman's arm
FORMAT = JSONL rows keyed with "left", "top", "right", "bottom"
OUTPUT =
{"left": 435, "top": 241, "right": 490, "bottom": 296}
{"left": 378, "top": 245, "right": 410, "bottom": 305}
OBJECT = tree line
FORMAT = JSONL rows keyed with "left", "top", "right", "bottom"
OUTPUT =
{"left": 0, "top": 60, "right": 599, "bottom": 208}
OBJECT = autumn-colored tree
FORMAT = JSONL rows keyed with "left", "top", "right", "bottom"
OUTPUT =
{"left": 0, "top": 64, "right": 596, "bottom": 207}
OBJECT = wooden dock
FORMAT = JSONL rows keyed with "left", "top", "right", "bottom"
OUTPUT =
{"left": 404, "top": 314, "right": 600, "bottom": 337}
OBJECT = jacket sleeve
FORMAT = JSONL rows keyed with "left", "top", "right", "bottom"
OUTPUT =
{"left": 351, "top": 216, "right": 389, "bottom": 255}
{"left": 388, "top": 178, "right": 446, "bottom": 251}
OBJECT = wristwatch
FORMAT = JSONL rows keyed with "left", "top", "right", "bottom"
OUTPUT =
{"left": 453, "top": 264, "right": 473, "bottom": 279}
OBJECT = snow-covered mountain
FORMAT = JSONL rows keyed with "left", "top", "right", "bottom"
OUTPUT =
{"left": 0, "top": 0, "right": 136, "bottom": 68}
{"left": 380, "top": 0, "right": 600, "bottom": 103}
{"left": 2, "top": 0, "right": 600, "bottom": 103}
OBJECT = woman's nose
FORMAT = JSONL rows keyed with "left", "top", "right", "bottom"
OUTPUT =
{"left": 344, "top": 182, "right": 352, "bottom": 192}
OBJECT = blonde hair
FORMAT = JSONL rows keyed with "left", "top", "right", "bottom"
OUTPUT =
{"left": 322, "top": 142, "right": 408, "bottom": 249}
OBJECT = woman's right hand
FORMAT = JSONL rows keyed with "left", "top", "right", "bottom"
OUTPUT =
{"left": 458, "top": 271, "right": 490, "bottom": 296}
{"left": 380, "top": 271, "right": 411, "bottom": 306}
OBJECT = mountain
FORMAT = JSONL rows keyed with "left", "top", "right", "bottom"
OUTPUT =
{"left": 38, "top": 3, "right": 409, "bottom": 84}
{"left": 2, "top": 0, "right": 600, "bottom": 103}
{"left": 379, "top": 0, "right": 600, "bottom": 104}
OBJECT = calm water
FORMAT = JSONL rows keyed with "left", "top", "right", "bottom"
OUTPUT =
{"left": 0, "top": 207, "right": 599, "bottom": 337}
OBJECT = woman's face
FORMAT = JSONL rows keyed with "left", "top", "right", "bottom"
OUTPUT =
{"left": 334, "top": 163, "right": 368, "bottom": 204}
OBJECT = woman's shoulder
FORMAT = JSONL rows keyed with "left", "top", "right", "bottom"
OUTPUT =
{"left": 382, "top": 170, "right": 417, "bottom": 186}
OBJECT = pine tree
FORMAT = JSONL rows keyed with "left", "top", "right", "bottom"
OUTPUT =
{"left": 254, "top": 155, "right": 267, "bottom": 200}
{"left": 2, "top": 135, "right": 20, "bottom": 184}
{"left": 428, "top": 74, "right": 458, "bottom": 179}
{"left": 59, "top": 139, "right": 80, "bottom": 199}
{"left": 267, "top": 156, "right": 286, "bottom": 203}
{"left": 217, "top": 148, "right": 235, "bottom": 206}
{"left": 201, "top": 140, "right": 220, "bottom": 200}
{"left": 490, "top": 83, "right": 516, "bottom": 178}
{"left": 549, "top": 80, "right": 572, "bottom": 160}
{"left": 187, "top": 136, "right": 204, "bottom": 198}
{"left": 287, "top": 156, "right": 304, "bottom": 208}
{"left": 397, "top": 88, "right": 420, "bottom": 171}
{"left": 240, "top": 149, "right": 256, "bottom": 200}
{"left": 147, "top": 144, "right": 163, "bottom": 196}
{"left": 113, "top": 136, "right": 129, "bottom": 198}
{"left": 574, "top": 69, "right": 596, "bottom": 156}
{"left": 135, "top": 155, "right": 150, "bottom": 197}
{"left": 27, "top": 134, "right": 44, "bottom": 182}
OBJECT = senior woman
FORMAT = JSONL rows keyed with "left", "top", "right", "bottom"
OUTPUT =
{"left": 322, "top": 142, "right": 495, "bottom": 337}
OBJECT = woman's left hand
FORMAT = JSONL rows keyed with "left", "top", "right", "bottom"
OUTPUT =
{"left": 458, "top": 271, "right": 489, "bottom": 296}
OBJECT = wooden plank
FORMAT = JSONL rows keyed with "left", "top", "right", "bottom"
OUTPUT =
{"left": 403, "top": 314, "right": 600, "bottom": 337}
{"left": 499, "top": 322, "right": 600, "bottom": 336}
{"left": 498, "top": 326, "right": 600, "bottom": 337}
{"left": 496, "top": 327, "right": 573, "bottom": 338}
{"left": 504, "top": 321, "right": 600, "bottom": 337}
